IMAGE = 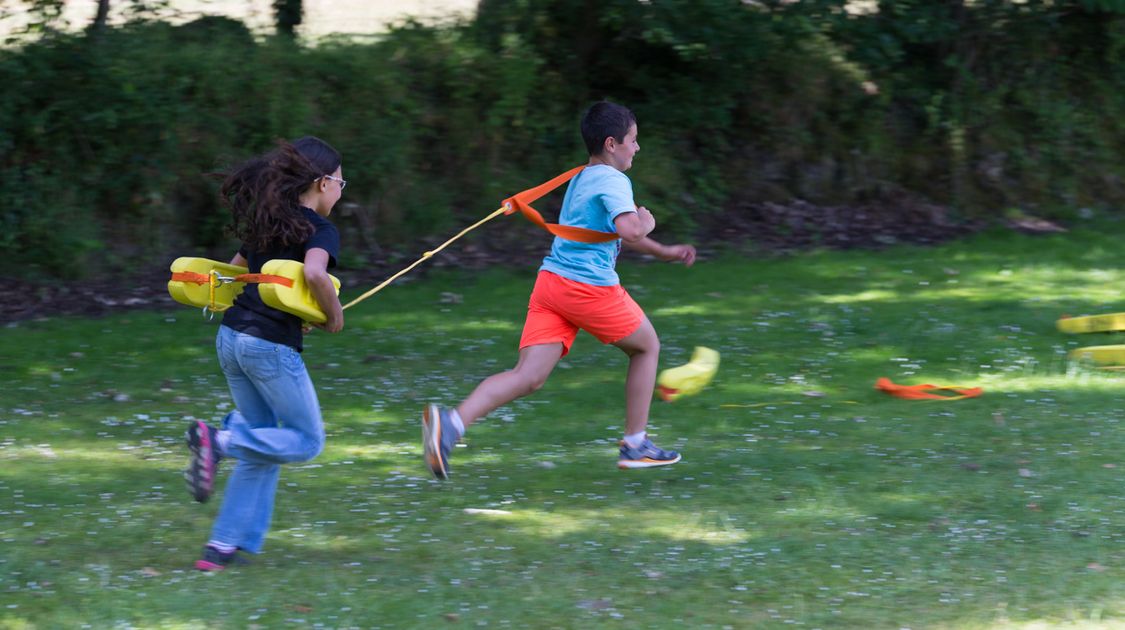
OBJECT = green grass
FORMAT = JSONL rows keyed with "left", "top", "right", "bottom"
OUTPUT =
{"left": 4, "top": 222, "right": 1125, "bottom": 628}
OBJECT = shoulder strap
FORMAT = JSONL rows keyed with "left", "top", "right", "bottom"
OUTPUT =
{"left": 502, "top": 166, "right": 621, "bottom": 243}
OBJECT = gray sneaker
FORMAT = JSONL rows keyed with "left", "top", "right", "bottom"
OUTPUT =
{"left": 617, "top": 438, "right": 681, "bottom": 469}
{"left": 422, "top": 404, "right": 460, "bottom": 480}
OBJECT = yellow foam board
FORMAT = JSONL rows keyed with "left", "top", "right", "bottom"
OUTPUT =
{"left": 168, "top": 257, "right": 248, "bottom": 311}
{"left": 258, "top": 259, "right": 341, "bottom": 324}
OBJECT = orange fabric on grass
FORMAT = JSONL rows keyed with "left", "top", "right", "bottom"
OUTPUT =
{"left": 875, "top": 377, "right": 982, "bottom": 400}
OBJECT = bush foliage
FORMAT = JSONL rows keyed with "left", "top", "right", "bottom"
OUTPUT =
{"left": 1, "top": 1, "right": 1123, "bottom": 277}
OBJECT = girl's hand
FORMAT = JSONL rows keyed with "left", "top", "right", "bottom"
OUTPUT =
{"left": 322, "top": 315, "right": 344, "bottom": 334}
{"left": 304, "top": 316, "right": 343, "bottom": 334}
{"left": 665, "top": 244, "right": 697, "bottom": 267}
{"left": 308, "top": 316, "right": 344, "bottom": 334}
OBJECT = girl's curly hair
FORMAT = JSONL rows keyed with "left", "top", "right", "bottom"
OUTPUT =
{"left": 220, "top": 136, "right": 341, "bottom": 253}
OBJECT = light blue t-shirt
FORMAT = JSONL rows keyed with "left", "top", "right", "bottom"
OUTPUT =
{"left": 539, "top": 165, "right": 635, "bottom": 286}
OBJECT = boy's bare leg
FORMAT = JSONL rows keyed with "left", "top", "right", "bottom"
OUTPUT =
{"left": 456, "top": 342, "right": 564, "bottom": 427}
{"left": 612, "top": 317, "right": 680, "bottom": 468}
{"left": 612, "top": 317, "right": 660, "bottom": 436}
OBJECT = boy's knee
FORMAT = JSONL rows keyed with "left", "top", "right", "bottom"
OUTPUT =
{"left": 620, "top": 337, "right": 659, "bottom": 358}
{"left": 525, "top": 375, "right": 549, "bottom": 395}
{"left": 512, "top": 366, "right": 551, "bottom": 396}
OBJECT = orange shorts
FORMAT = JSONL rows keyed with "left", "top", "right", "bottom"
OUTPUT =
{"left": 519, "top": 270, "right": 645, "bottom": 357}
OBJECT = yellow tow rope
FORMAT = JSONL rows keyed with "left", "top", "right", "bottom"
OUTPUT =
{"left": 341, "top": 206, "right": 507, "bottom": 311}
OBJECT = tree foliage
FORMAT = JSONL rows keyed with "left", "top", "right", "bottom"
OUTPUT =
{"left": 273, "top": 0, "right": 301, "bottom": 39}
{"left": 0, "top": 1, "right": 1122, "bottom": 278}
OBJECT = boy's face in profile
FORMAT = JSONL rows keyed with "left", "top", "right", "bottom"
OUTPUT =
{"left": 603, "top": 123, "right": 639, "bottom": 172}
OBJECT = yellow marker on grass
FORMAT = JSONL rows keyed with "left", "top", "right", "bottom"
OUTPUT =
{"left": 1057, "top": 313, "right": 1125, "bottom": 334}
{"left": 1070, "top": 345, "right": 1125, "bottom": 367}
{"left": 657, "top": 346, "right": 720, "bottom": 402}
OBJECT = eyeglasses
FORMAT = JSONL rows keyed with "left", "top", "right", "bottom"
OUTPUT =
{"left": 322, "top": 175, "right": 347, "bottom": 190}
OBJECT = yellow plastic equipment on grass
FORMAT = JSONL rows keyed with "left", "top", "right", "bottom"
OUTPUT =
{"left": 656, "top": 346, "right": 720, "bottom": 402}
{"left": 168, "top": 257, "right": 339, "bottom": 323}
{"left": 1056, "top": 313, "right": 1125, "bottom": 334}
{"left": 1069, "top": 345, "right": 1125, "bottom": 368}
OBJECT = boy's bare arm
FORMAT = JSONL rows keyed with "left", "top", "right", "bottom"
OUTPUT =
{"left": 616, "top": 206, "right": 695, "bottom": 265}
{"left": 623, "top": 236, "right": 697, "bottom": 266}
{"left": 614, "top": 206, "right": 656, "bottom": 242}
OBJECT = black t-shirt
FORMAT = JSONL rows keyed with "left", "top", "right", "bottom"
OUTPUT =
{"left": 221, "top": 207, "right": 340, "bottom": 352}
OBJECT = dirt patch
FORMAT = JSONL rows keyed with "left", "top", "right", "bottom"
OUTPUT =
{"left": 0, "top": 269, "right": 179, "bottom": 325}
{"left": 702, "top": 193, "right": 983, "bottom": 252}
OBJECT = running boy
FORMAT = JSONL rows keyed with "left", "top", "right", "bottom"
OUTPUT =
{"left": 423, "top": 101, "right": 696, "bottom": 479}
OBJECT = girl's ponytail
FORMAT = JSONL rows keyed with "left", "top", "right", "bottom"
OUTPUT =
{"left": 220, "top": 137, "right": 341, "bottom": 252}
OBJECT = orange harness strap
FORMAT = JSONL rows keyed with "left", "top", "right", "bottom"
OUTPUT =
{"left": 170, "top": 271, "right": 294, "bottom": 288}
{"left": 235, "top": 273, "right": 294, "bottom": 287}
{"left": 875, "top": 377, "right": 983, "bottom": 401}
{"left": 170, "top": 271, "right": 214, "bottom": 285}
{"left": 502, "top": 166, "right": 620, "bottom": 243}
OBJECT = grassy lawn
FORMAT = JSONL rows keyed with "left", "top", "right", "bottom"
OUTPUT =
{"left": 3, "top": 221, "right": 1125, "bottom": 628}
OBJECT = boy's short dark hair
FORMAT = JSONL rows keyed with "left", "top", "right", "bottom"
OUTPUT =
{"left": 581, "top": 101, "right": 636, "bottom": 156}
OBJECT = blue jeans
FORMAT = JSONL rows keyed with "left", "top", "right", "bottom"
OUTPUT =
{"left": 209, "top": 325, "right": 325, "bottom": 553}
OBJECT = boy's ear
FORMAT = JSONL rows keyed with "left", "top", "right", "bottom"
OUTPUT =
{"left": 603, "top": 136, "right": 617, "bottom": 153}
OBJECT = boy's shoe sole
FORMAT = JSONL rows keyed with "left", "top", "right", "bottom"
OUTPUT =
{"left": 617, "top": 453, "right": 682, "bottom": 469}
{"left": 184, "top": 420, "right": 217, "bottom": 503}
{"left": 422, "top": 403, "right": 449, "bottom": 480}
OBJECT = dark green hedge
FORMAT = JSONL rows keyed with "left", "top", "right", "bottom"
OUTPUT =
{"left": 2, "top": 1, "right": 1123, "bottom": 278}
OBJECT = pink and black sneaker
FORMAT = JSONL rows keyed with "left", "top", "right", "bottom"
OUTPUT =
{"left": 184, "top": 420, "right": 222, "bottom": 503}
{"left": 194, "top": 545, "right": 246, "bottom": 572}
